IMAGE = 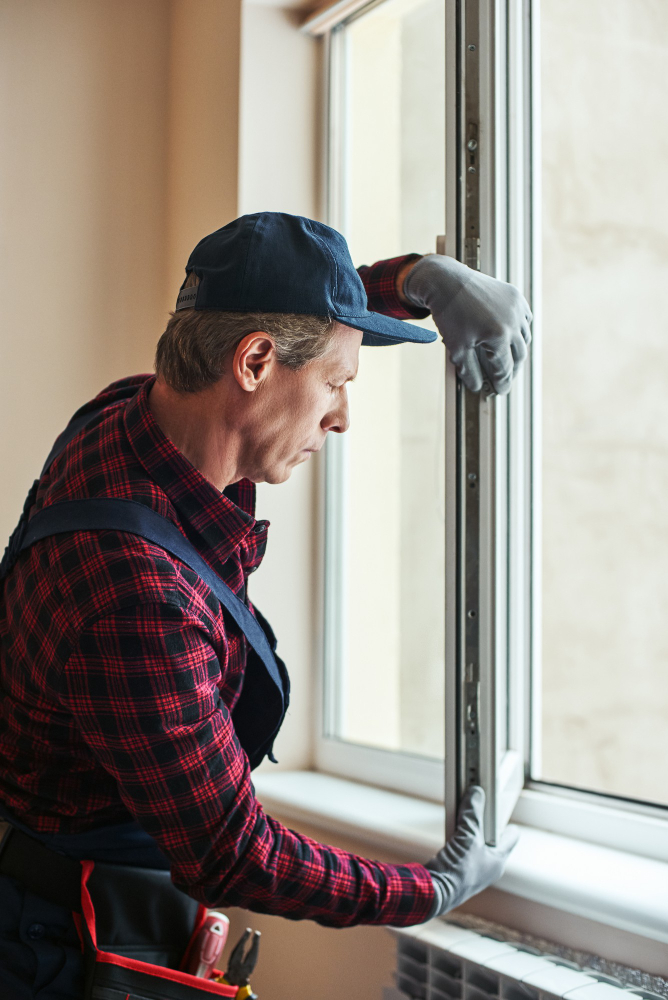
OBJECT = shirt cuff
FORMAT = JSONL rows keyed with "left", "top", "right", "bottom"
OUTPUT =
{"left": 357, "top": 253, "right": 431, "bottom": 321}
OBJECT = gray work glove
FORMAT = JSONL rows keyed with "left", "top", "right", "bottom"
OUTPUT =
{"left": 424, "top": 786, "right": 520, "bottom": 920}
{"left": 403, "top": 254, "right": 533, "bottom": 395}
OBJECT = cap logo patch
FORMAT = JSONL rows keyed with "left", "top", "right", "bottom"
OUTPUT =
{"left": 175, "top": 286, "right": 198, "bottom": 311}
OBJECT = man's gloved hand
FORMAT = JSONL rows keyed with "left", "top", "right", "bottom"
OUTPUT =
{"left": 403, "top": 254, "right": 533, "bottom": 395}
{"left": 424, "top": 786, "right": 520, "bottom": 920}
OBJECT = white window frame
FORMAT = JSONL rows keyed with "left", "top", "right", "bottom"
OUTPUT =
{"left": 312, "top": 14, "right": 447, "bottom": 802}
{"left": 304, "top": 0, "right": 668, "bottom": 865}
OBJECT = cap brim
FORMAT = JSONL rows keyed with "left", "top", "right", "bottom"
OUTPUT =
{"left": 334, "top": 310, "right": 438, "bottom": 347}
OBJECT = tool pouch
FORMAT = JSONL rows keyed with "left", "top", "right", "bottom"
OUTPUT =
{"left": 79, "top": 860, "right": 237, "bottom": 1000}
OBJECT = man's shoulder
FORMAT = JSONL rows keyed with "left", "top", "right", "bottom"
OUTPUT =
{"left": 38, "top": 374, "right": 151, "bottom": 503}
{"left": 71, "top": 374, "right": 152, "bottom": 418}
{"left": 23, "top": 370, "right": 221, "bottom": 634}
{"left": 29, "top": 526, "right": 223, "bottom": 637}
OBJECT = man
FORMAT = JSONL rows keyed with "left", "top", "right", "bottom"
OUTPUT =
{"left": 0, "top": 213, "right": 529, "bottom": 999}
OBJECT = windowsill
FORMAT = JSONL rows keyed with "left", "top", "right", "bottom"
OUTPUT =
{"left": 252, "top": 770, "right": 668, "bottom": 947}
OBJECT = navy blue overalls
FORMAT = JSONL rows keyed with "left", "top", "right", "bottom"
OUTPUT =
{"left": 0, "top": 398, "right": 290, "bottom": 999}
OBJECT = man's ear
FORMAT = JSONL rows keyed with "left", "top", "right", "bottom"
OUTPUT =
{"left": 232, "top": 333, "right": 276, "bottom": 392}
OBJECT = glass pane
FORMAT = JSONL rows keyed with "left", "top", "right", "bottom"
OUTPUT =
{"left": 539, "top": 0, "right": 668, "bottom": 806}
{"left": 329, "top": 0, "right": 446, "bottom": 758}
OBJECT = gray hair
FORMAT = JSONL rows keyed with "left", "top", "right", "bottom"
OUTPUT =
{"left": 155, "top": 272, "right": 337, "bottom": 393}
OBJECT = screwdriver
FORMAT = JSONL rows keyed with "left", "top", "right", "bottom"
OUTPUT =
{"left": 185, "top": 911, "right": 230, "bottom": 979}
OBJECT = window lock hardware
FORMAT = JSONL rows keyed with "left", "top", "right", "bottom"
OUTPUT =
{"left": 465, "top": 238, "right": 481, "bottom": 271}
{"left": 464, "top": 123, "right": 480, "bottom": 271}
{"left": 464, "top": 669, "right": 481, "bottom": 784}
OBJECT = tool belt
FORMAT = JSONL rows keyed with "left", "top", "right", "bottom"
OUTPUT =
{"left": 0, "top": 821, "right": 237, "bottom": 1000}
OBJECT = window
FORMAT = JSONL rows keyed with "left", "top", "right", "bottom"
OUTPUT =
{"left": 308, "top": 0, "right": 668, "bottom": 858}
{"left": 536, "top": 0, "right": 668, "bottom": 810}
{"left": 315, "top": 0, "right": 447, "bottom": 801}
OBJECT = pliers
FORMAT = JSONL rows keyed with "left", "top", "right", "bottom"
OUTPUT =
{"left": 215, "top": 927, "right": 261, "bottom": 1000}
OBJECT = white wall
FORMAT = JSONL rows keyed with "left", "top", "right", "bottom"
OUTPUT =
{"left": 238, "top": 1, "right": 323, "bottom": 771}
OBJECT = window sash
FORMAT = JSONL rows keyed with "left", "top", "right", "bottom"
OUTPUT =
{"left": 444, "top": 0, "right": 528, "bottom": 846}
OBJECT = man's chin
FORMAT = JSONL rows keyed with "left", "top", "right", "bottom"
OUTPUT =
{"left": 254, "top": 454, "right": 309, "bottom": 485}
{"left": 261, "top": 466, "right": 294, "bottom": 485}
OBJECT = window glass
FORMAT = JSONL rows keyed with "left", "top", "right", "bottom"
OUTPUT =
{"left": 327, "top": 0, "right": 446, "bottom": 758}
{"left": 539, "top": 0, "right": 668, "bottom": 805}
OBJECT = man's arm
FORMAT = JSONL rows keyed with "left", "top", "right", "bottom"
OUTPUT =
{"left": 357, "top": 254, "right": 429, "bottom": 320}
{"left": 358, "top": 253, "right": 532, "bottom": 395}
{"left": 63, "top": 600, "right": 435, "bottom": 928}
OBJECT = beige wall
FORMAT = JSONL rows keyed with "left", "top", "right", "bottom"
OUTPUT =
{"left": 166, "top": 0, "right": 241, "bottom": 302}
{"left": 0, "top": 0, "right": 241, "bottom": 544}
{"left": 0, "top": 0, "right": 166, "bottom": 542}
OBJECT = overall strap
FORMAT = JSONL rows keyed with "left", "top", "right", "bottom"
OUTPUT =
{"left": 19, "top": 498, "right": 284, "bottom": 701}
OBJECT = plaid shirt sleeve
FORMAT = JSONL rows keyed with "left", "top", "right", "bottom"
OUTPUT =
{"left": 64, "top": 600, "right": 435, "bottom": 928}
{"left": 357, "top": 254, "right": 431, "bottom": 320}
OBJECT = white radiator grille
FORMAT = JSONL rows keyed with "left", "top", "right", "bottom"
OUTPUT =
{"left": 391, "top": 922, "right": 665, "bottom": 1000}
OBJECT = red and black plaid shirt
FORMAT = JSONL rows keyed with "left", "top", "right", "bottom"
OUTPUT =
{"left": 0, "top": 256, "right": 434, "bottom": 928}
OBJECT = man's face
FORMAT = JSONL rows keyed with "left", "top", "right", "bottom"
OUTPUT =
{"left": 239, "top": 322, "right": 362, "bottom": 485}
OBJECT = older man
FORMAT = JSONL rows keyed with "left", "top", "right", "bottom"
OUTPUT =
{"left": 0, "top": 213, "right": 528, "bottom": 999}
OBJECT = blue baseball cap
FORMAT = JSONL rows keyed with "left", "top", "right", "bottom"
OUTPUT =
{"left": 175, "top": 212, "right": 436, "bottom": 348}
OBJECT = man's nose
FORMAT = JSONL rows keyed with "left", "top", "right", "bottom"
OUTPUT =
{"left": 324, "top": 394, "right": 350, "bottom": 434}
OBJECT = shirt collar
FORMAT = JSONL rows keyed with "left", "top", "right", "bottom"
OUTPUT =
{"left": 124, "top": 376, "right": 260, "bottom": 574}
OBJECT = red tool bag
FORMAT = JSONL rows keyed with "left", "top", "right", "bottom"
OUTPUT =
{"left": 78, "top": 861, "right": 237, "bottom": 1000}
